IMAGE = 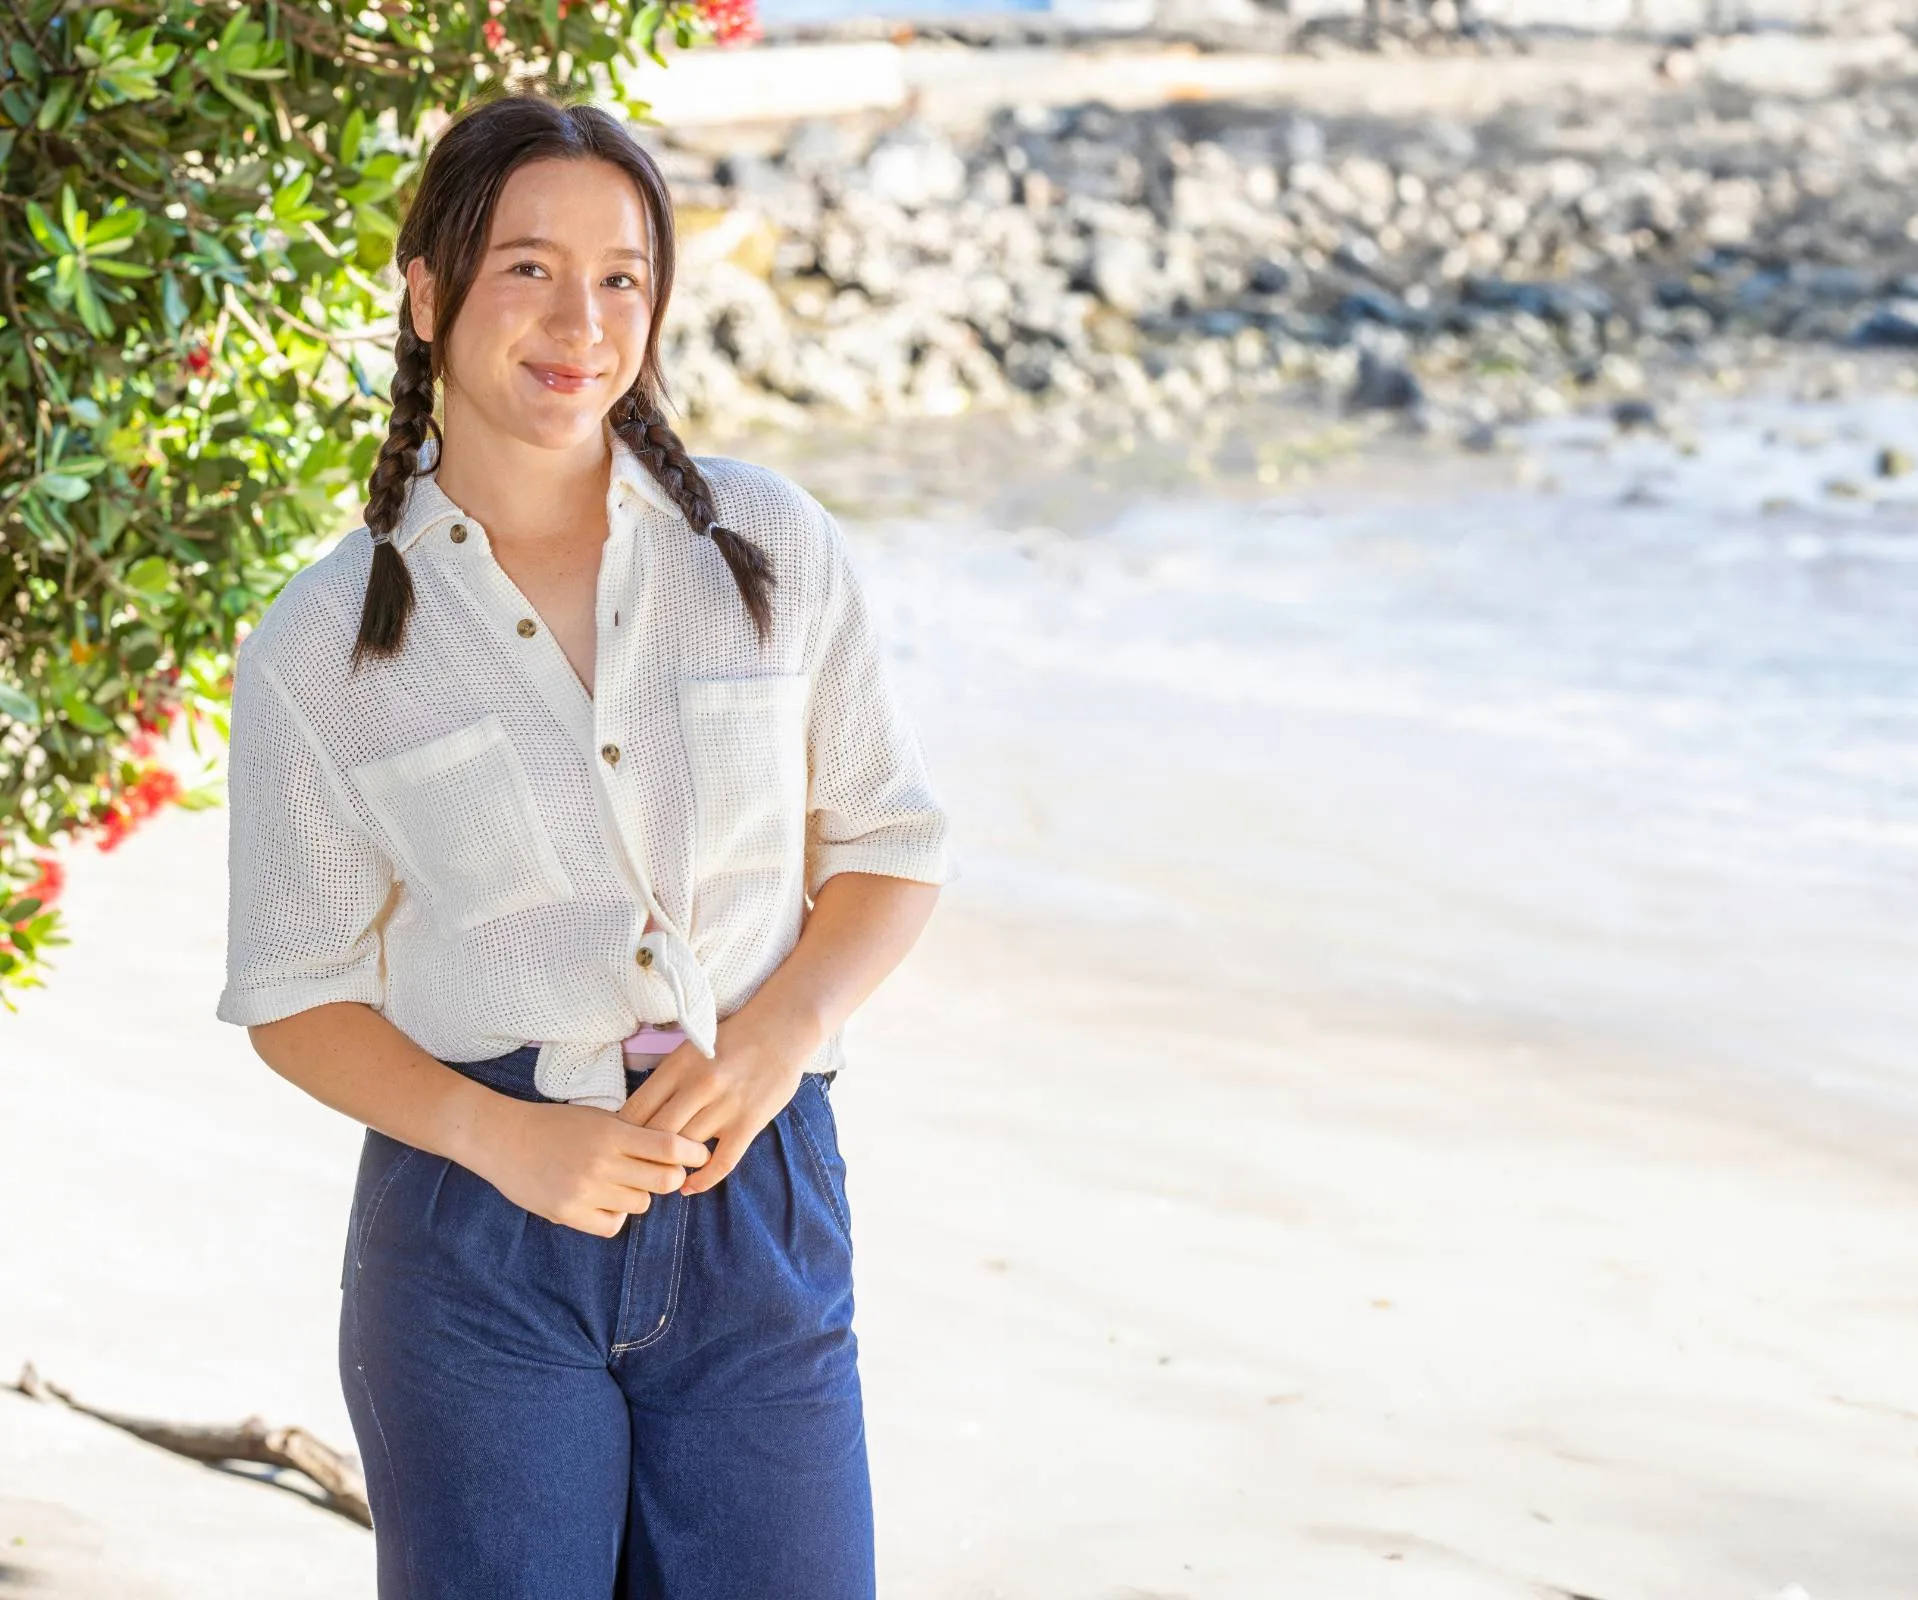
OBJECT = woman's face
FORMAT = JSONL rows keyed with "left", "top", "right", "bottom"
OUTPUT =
{"left": 412, "top": 156, "right": 655, "bottom": 454}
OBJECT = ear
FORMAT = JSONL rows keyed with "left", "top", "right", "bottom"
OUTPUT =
{"left": 405, "top": 257, "right": 437, "bottom": 344}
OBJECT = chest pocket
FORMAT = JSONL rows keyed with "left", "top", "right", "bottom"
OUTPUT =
{"left": 678, "top": 675, "right": 809, "bottom": 878}
{"left": 351, "top": 716, "right": 575, "bottom": 933}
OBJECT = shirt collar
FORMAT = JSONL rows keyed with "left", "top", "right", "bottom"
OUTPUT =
{"left": 388, "top": 421, "right": 683, "bottom": 554}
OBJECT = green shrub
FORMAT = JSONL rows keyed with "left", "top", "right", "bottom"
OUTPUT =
{"left": 0, "top": 0, "right": 731, "bottom": 1001}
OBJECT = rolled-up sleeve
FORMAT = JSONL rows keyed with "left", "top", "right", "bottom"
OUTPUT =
{"left": 216, "top": 642, "right": 395, "bottom": 1027}
{"left": 804, "top": 511, "right": 951, "bottom": 899}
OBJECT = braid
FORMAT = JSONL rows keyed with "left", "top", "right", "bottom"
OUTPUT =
{"left": 352, "top": 323, "right": 439, "bottom": 667}
{"left": 614, "top": 392, "right": 775, "bottom": 643}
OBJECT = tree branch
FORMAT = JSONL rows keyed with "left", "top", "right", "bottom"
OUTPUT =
{"left": 11, "top": 1362, "right": 373, "bottom": 1529}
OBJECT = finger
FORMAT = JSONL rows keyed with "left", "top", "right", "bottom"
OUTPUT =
{"left": 608, "top": 1159, "right": 687, "bottom": 1197}
{"left": 616, "top": 1042, "right": 703, "bottom": 1127}
{"left": 644, "top": 1082, "right": 723, "bottom": 1139}
{"left": 573, "top": 1208, "right": 627, "bottom": 1238}
{"left": 676, "top": 1102, "right": 731, "bottom": 1146}
{"left": 680, "top": 1126, "right": 751, "bottom": 1196}
{"left": 613, "top": 1121, "right": 710, "bottom": 1170}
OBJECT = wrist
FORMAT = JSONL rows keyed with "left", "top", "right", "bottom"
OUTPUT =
{"left": 433, "top": 1074, "right": 523, "bottom": 1175}
{"left": 729, "top": 985, "right": 832, "bottom": 1067}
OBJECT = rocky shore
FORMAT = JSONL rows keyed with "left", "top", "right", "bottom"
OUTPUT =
{"left": 649, "top": 35, "right": 1918, "bottom": 452}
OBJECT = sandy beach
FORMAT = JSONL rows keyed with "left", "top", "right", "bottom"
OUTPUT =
{"left": 6, "top": 384, "right": 1918, "bottom": 1597}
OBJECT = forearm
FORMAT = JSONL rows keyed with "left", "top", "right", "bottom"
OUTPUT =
{"left": 738, "top": 871, "right": 940, "bottom": 1053}
{"left": 247, "top": 1002, "right": 508, "bottom": 1169}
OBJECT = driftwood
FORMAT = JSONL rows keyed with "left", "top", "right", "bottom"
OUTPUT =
{"left": 10, "top": 1362, "right": 372, "bottom": 1529}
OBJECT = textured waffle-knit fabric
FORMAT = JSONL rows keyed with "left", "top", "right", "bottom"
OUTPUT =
{"left": 216, "top": 428, "right": 950, "bottom": 1109}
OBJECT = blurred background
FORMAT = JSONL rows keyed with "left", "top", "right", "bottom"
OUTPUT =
{"left": 4, "top": 1, "right": 1918, "bottom": 1597}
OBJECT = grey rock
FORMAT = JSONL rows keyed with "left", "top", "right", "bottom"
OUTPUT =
{"left": 863, "top": 127, "right": 967, "bottom": 212}
{"left": 1850, "top": 302, "right": 1918, "bottom": 349}
{"left": 1088, "top": 233, "right": 1161, "bottom": 317}
{"left": 1345, "top": 350, "right": 1423, "bottom": 414}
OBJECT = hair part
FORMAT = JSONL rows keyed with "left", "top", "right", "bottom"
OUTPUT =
{"left": 353, "top": 93, "right": 774, "bottom": 666}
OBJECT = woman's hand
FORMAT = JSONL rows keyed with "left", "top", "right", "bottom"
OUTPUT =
{"left": 469, "top": 1097, "right": 712, "bottom": 1237}
{"left": 616, "top": 1003, "right": 818, "bottom": 1197}
{"left": 616, "top": 874, "right": 940, "bottom": 1196}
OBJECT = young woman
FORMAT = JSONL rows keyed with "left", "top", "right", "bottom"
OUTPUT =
{"left": 217, "top": 93, "right": 948, "bottom": 1599}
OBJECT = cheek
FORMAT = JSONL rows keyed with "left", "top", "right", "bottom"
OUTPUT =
{"left": 610, "top": 299, "right": 655, "bottom": 366}
{"left": 455, "top": 282, "right": 540, "bottom": 356}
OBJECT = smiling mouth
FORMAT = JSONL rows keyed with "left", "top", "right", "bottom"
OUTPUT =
{"left": 525, "top": 364, "right": 602, "bottom": 392}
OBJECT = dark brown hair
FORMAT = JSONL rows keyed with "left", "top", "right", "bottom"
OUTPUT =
{"left": 353, "top": 93, "right": 773, "bottom": 665}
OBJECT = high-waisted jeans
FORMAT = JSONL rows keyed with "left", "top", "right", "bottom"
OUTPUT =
{"left": 338, "top": 1046, "right": 872, "bottom": 1600}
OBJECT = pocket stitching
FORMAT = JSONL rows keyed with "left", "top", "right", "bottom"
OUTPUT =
{"left": 787, "top": 1079, "right": 853, "bottom": 1243}
{"left": 353, "top": 1145, "right": 420, "bottom": 1264}
{"left": 610, "top": 1196, "right": 694, "bottom": 1352}
{"left": 351, "top": 717, "right": 575, "bottom": 932}
{"left": 676, "top": 674, "right": 809, "bottom": 887}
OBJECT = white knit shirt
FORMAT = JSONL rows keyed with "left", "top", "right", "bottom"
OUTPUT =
{"left": 216, "top": 431, "right": 950, "bottom": 1109}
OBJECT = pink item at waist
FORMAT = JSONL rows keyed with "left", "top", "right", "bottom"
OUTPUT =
{"left": 622, "top": 1026, "right": 686, "bottom": 1054}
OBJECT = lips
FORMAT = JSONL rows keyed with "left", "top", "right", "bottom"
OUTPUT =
{"left": 525, "top": 363, "right": 601, "bottom": 394}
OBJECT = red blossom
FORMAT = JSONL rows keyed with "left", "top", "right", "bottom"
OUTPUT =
{"left": 185, "top": 343, "right": 211, "bottom": 375}
{"left": 483, "top": 16, "right": 506, "bottom": 49}
{"left": 125, "top": 766, "right": 183, "bottom": 822}
{"left": 697, "top": 0, "right": 759, "bottom": 45}
{"left": 13, "top": 857, "right": 63, "bottom": 917}
{"left": 92, "top": 763, "right": 185, "bottom": 852}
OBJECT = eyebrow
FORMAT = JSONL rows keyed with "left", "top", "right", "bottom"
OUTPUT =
{"left": 491, "top": 235, "right": 650, "bottom": 263}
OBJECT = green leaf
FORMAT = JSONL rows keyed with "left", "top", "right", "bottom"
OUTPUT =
{"left": 271, "top": 171, "right": 314, "bottom": 220}
{"left": 35, "top": 75, "right": 74, "bottom": 129}
{"left": 61, "top": 696, "right": 114, "bottom": 734}
{"left": 125, "top": 556, "right": 171, "bottom": 594}
{"left": 72, "top": 274, "right": 115, "bottom": 340}
{"left": 161, "top": 271, "right": 188, "bottom": 331}
{"left": 339, "top": 106, "right": 366, "bottom": 168}
{"left": 3, "top": 899, "right": 44, "bottom": 925}
{"left": 60, "top": 185, "right": 81, "bottom": 242}
{"left": 86, "top": 207, "right": 147, "bottom": 249}
{"left": 0, "top": 683, "right": 39, "bottom": 725}
{"left": 35, "top": 474, "right": 91, "bottom": 502}
{"left": 24, "top": 200, "right": 67, "bottom": 254}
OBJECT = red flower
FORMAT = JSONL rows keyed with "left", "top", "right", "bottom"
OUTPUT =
{"left": 97, "top": 808, "right": 134, "bottom": 853}
{"left": 697, "top": 0, "right": 759, "bottom": 45}
{"left": 185, "top": 343, "right": 211, "bottom": 376}
{"left": 13, "top": 857, "right": 63, "bottom": 917}
{"left": 483, "top": 17, "right": 506, "bottom": 49}
{"left": 125, "top": 766, "right": 183, "bottom": 822}
{"left": 92, "top": 763, "right": 185, "bottom": 851}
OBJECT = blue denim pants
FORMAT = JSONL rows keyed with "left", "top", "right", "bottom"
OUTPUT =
{"left": 338, "top": 1046, "right": 872, "bottom": 1599}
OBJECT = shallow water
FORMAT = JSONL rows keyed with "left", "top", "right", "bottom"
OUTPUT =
{"left": 780, "top": 390, "right": 1918, "bottom": 1109}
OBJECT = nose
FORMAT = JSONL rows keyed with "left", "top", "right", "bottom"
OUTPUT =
{"left": 544, "top": 272, "right": 602, "bottom": 351}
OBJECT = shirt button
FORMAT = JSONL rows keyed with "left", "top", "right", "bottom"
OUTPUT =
{"left": 449, "top": 523, "right": 467, "bottom": 544}
{"left": 516, "top": 618, "right": 537, "bottom": 638}
{"left": 601, "top": 743, "right": 620, "bottom": 766}
{"left": 635, "top": 947, "right": 654, "bottom": 969}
